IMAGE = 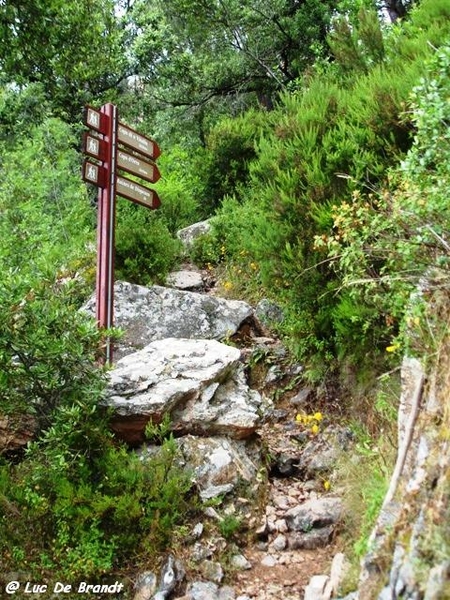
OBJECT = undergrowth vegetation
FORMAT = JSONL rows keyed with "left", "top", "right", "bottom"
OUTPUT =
{"left": 195, "top": 0, "right": 450, "bottom": 382}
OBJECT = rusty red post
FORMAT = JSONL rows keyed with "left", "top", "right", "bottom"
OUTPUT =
{"left": 95, "top": 103, "right": 118, "bottom": 364}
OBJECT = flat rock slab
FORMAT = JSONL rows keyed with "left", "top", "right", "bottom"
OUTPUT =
{"left": 166, "top": 270, "right": 204, "bottom": 290}
{"left": 83, "top": 281, "right": 254, "bottom": 359}
{"left": 106, "top": 338, "right": 262, "bottom": 444}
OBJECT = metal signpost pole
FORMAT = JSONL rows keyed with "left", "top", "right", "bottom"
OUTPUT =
{"left": 97, "top": 103, "right": 118, "bottom": 364}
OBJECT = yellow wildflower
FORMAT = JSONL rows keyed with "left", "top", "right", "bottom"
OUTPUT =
{"left": 386, "top": 343, "right": 400, "bottom": 353}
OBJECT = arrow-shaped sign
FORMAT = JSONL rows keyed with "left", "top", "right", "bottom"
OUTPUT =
{"left": 117, "top": 149, "right": 161, "bottom": 184}
{"left": 117, "top": 123, "right": 161, "bottom": 160}
{"left": 116, "top": 175, "right": 161, "bottom": 209}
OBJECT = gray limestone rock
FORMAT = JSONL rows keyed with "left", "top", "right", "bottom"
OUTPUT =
{"left": 133, "top": 572, "right": 157, "bottom": 600}
{"left": 177, "top": 220, "right": 212, "bottom": 249}
{"left": 166, "top": 270, "right": 204, "bottom": 290}
{"left": 83, "top": 281, "right": 254, "bottom": 359}
{"left": 287, "top": 526, "right": 335, "bottom": 550}
{"left": 106, "top": 339, "right": 261, "bottom": 444}
{"left": 304, "top": 575, "right": 330, "bottom": 600}
{"left": 185, "top": 581, "right": 235, "bottom": 600}
{"left": 176, "top": 435, "right": 261, "bottom": 501}
{"left": 255, "top": 299, "right": 284, "bottom": 325}
{"left": 285, "top": 497, "right": 343, "bottom": 531}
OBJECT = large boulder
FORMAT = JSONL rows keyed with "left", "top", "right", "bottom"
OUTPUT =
{"left": 83, "top": 281, "right": 254, "bottom": 359}
{"left": 177, "top": 220, "right": 212, "bottom": 249}
{"left": 105, "top": 338, "right": 262, "bottom": 444}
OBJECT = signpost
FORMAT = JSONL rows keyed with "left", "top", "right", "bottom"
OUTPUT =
{"left": 116, "top": 175, "right": 161, "bottom": 209}
{"left": 117, "top": 150, "right": 161, "bottom": 183}
{"left": 82, "top": 104, "right": 161, "bottom": 364}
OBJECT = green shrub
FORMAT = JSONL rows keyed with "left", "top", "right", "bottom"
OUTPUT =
{"left": 156, "top": 146, "right": 203, "bottom": 233}
{"left": 205, "top": 0, "right": 450, "bottom": 374}
{"left": 0, "top": 407, "right": 196, "bottom": 581}
{"left": 0, "top": 271, "right": 105, "bottom": 427}
{"left": 199, "top": 109, "right": 269, "bottom": 214}
{"left": 115, "top": 200, "right": 182, "bottom": 285}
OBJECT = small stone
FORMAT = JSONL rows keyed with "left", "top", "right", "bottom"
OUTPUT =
{"left": 230, "top": 554, "right": 252, "bottom": 570}
{"left": 218, "top": 586, "right": 236, "bottom": 600}
{"left": 201, "top": 561, "right": 224, "bottom": 584}
{"left": 133, "top": 572, "right": 157, "bottom": 600}
{"left": 288, "top": 526, "right": 334, "bottom": 550}
{"left": 304, "top": 575, "right": 330, "bottom": 600}
{"left": 167, "top": 270, "right": 204, "bottom": 290}
{"left": 285, "top": 497, "right": 343, "bottom": 532}
{"left": 260, "top": 554, "right": 277, "bottom": 567}
{"left": 186, "top": 581, "right": 219, "bottom": 600}
{"left": 327, "top": 553, "right": 347, "bottom": 597}
{"left": 204, "top": 507, "right": 221, "bottom": 520}
{"left": 192, "top": 522, "right": 204, "bottom": 539}
{"left": 267, "top": 519, "right": 277, "bottom": 533}
{"left": 255, "top": 520, "right": 269, "bottom": 539}
{"left": 273, "top": 495, "right": 290, "bottom": 510}
{"left": 255, "top": 541, "right": 268, "bottom": 551}
{"left": 192, "top": 542, "right": 213, "bottom": 562}
{"left": 274, "top": 518, "right": 288, "bottom": 533}
{"left": 255, "top": 299, "right": 284, "bottom": 325}
{"left": 265, "top": 365, "right": 283, "bottom": 384}
{"left": 270, "top": 534, "right": 287, "bottom": 552}
{"left": 289, "top": 387, "right": 313, "bottom": 406}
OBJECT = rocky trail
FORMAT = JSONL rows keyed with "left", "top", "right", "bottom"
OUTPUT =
{"left": 81, "top": 221, "right": 353, "bottom": 600}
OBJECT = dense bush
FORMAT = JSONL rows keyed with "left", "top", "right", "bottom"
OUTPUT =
{"left": 324, "top": 39, "right": 450, "bottom": 362}
{"left": 115, "top": 201, "right": 182, "bottom": 285}
{"left": 198, "top": 109, "right": 269, "bottom": 214}
{"left": 205, "top": 0, "right": 450, "bottom": 376}
{"left": 0, "top": 411, "right": 195, "bottom": 581}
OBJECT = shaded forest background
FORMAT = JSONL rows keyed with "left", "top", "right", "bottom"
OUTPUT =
{"left": 1, "top": 0, "right": 450, "bottom": 588}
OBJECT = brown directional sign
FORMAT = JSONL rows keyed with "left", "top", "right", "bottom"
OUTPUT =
{"left": 83, "top": 133, "right": 109, "bottom": 162}
{"left": 82, "top": 159, "right": 107, "bottom": 188}
{"left": 84, "top": 106, "right": 109, "bottom": 135}
{"left": 117, "top": 149, "right": 161, "bottom": 183}
{"left": 116, "top": 175, "right": 161, "bottom": 209}
{"left": 117, "top": 123, "right": 161, "bottom": 160}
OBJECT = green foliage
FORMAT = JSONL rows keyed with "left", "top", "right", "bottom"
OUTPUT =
{"left": 218, "top": 514, "right": 242, "bottom": 540}
{"left": 115, "top": 200, "right": 182, "bottom": 285}
{"left": 0, "top": 406, "right": 195, "bottom": 580}
{"left": 0, "top": 273, "right": 104, "bottom": 425}
{"left": 0, "top": 0, "right": 128, "bottom": 119}
{"left": 323, "top": 37, "right": 450, "bottom": 367}
{"left": 0, "top": 117, "right": 95, "bottom": 274}
{"left": 206, "top": 0, "right": 450, "bottom": 375}
{"left": 199, "top": 109, "right": 269, "bottom": 213}
{"left": 328, "top": 6, "right": 385, "bottom": 74}
{"left": 127, "top": 0, "right": 338, "bottom": 144}
{"left": 0, "top": 82, "right": 51, "bottom": 143}
{"left": 0, "top": 117, "right": 100, "bottom": 424}
{"left": 157, "top": 146, "right": 203, "bottom": 232}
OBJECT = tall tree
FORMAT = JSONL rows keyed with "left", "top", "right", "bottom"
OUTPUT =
{"left": 127, "top": 0, "right": 339, "bottom": 114}
{"left": 0, "top": 0, "right": 129, "bottom": 119}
